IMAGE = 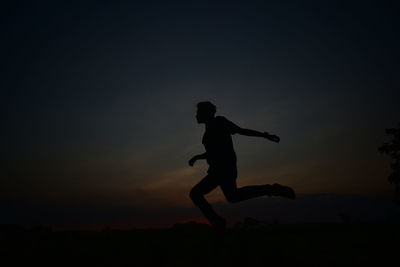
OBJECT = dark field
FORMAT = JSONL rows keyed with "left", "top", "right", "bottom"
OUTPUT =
{"left": 1, "top": 222, "right": 399, "bottom": 267}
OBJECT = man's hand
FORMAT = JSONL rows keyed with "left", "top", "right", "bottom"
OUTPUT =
{"left": 264, "top": 132, "right": 280, "bottom": 143}
{"left": 269, "top": 134, "right": 280, "bottom": 143}
{"left": 188, "top": 156, "right": 198, "bottom": 167}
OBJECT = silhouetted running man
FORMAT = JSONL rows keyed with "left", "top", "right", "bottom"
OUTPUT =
{"left": 189, "top": 101, "right": 295, "bottom": 232}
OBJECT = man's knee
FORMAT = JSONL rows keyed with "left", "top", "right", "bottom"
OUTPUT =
{"left": 189, "top": 187, "right": 200, "bottom": 202}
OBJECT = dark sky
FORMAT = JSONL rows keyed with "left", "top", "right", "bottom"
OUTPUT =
{"left": 2, "top": 0, "right": 399, "bottom": 228}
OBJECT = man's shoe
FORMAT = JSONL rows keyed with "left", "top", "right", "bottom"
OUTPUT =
{"left": 272, "top": 184, "right": 296, "bottom": 200}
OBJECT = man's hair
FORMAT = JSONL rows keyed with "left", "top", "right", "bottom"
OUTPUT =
{"left": 197, "top": 101, "right": 216, "bottom": 116}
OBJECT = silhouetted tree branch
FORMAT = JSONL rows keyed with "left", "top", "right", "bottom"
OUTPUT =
{"left": 379, "top": 123, "right": 400, "bottom": 205}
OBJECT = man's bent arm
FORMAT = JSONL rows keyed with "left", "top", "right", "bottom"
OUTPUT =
{"left": 189, "top": 152, "right": 207, "bottom": 166}
{"left": 195, "top": 152, "right": 207, "bottom": 160}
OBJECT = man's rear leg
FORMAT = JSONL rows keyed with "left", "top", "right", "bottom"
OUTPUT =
{"left": 221, "top": 179, "right": 295, "bottom": 203}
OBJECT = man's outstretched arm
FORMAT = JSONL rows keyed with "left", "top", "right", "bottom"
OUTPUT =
{"left": 188, "top": 152, "right": 207, "bottom": 166}
{"left": 237, "top": 128, "right": 280, "bottom": 143}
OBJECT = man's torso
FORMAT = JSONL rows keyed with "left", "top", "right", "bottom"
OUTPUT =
{"left": 202, "top": 116, "right": 239, "bottom": 170}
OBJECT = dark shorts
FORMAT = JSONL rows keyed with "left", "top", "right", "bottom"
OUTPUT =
{"left": 192, "top": 168, "right": 239, "bottom": 201}
{"left": 207, "top": 164, "right": 237, "bottom": 179}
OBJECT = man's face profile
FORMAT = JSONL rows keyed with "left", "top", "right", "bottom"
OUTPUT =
{"left": 196, "top": 108, "right": 208, "bottom": 124}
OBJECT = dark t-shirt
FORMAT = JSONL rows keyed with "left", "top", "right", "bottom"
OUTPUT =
{"left": 202, "top": 116, "right": 241, "bottom": 173}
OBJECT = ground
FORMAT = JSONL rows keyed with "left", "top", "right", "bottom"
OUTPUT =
{"left": 1, "top": 222, "right": 399, "bottom": 267}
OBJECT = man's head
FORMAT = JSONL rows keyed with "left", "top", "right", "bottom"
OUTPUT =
{"left": 196, "top": 101, "right": 216, "bottom": 123}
